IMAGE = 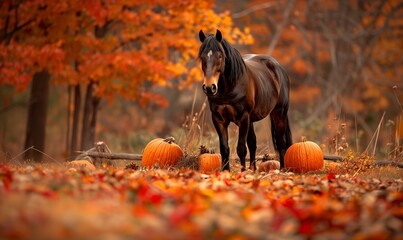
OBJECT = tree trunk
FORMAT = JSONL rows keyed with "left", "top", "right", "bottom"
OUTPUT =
{"left": 90, "top": 95, "right": 101, "bottom": 146}
{"left": 66, "top": 85, "right": 71, "bottom": 155}
{"left": 81, "top": 81, "right": 99, "bottom": 151}
{"left": 23, "top": 69, "right": 50, "bottom": 162}
{"left": 70, "top": 84, "right": 81, "bottom": 156}
{"left": 76, "top": 23, "right": 108, "bottom": 152}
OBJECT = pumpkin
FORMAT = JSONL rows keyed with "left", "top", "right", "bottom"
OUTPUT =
{"left": 141, "top": 137, "right": 184, "bottom": 168}
{"left": 199, "top": 145, "right": 221, "bottom": 173}
{"left": 284, "top": 139, "right": 324, "bottom": 173}
{"left": 67, "top": 160, "right": 96, "bottom": 170}
{"left": 258, "top": 160, "right": 280, "bottom": 172}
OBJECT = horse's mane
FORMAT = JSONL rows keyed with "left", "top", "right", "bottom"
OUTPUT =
{"left": 198, "top": 35, "right": 246, "bottom": 85}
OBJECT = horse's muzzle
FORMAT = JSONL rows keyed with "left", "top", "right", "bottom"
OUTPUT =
{"left": 202, "top": 84, "right": 217, "bottom": 95}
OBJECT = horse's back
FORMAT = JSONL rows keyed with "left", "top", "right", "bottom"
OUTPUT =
{"left": 243, "top": 54, "right": 283, "bottom": 76}
{"left": 243, "top": 54, "right": 289, "bottom": 96}
{"left": 242, "top": 54, "right": 290, "bottom": 121}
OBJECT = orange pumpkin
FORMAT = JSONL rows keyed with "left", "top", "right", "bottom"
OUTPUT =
{"left": 67, "top": 160, "right": 96, "bottom": 170}
{"left": 284, "top": 139, "right": 324, "bottom": 173}
{"left": 199, "top": 153, "right": 221, "bottom": 172}
{"left": 141, "top": 137, "right": 184, "bottom": 168}
{"left": 199, "top": 145, "right": 221, "bottom": 173}
{"left": 258, "top": 160, "right": 280, "bottom": 172}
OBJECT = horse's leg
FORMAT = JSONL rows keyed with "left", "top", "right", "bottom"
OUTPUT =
{"left": 270, "top": 108, "right": 292, "bottom": 169}
{"left": 237, "top": 113, "right": 250, "bottom": 171}
{"left": 247, "top": 123, "right": 257, "bottom": 171}
{"left": 212, "top": 117, "right": 230, "bottom": 171}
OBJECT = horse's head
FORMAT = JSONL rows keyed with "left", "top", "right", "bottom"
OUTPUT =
{"left": 198, "top": 29, "right": 226, "bottom": 96}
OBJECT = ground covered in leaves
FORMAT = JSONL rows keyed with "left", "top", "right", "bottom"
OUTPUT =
{"left": 0, "top": 163, "right": 402, "bottom": 239}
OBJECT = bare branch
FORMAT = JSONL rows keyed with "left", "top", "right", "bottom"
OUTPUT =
{"left": 267, "top": 0, "right": 295, "bottom": 55}
{"left": 1, "top": 1, "right": 36, "bottom": 44}
{"left": 1, "top": 2, "right": 12, "bottom": 43}
{"left": 232, "top": 2, "right": 278, "bottom": 19}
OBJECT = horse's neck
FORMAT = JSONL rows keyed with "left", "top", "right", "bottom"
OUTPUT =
{"left": 212, "top": 74, "right": 244, "bottom": 102}
{"left": 218, "top": 74, "right": 233, "bottom": 94}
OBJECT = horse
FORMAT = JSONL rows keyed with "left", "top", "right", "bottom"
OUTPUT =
{"left": 198, "top": 29, "right": 292, "bottom": 171}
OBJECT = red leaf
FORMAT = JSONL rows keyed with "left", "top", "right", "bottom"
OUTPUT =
{"left": 169, "top": 205, "right": 193, "bottom": 226}
{"left": 299, "top": 220, "right": 314, "bottom": 236}
{"left": 0, "top": 164, "right": 13, "bottom": 192}
{"left": 327, "top": 172, "right": 336, "bottom": 182}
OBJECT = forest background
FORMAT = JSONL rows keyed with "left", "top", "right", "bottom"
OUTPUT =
{"left": 0, "top": 0, "right": 402, "bottom": 163}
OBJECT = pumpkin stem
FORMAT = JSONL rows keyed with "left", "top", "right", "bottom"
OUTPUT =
{"left": 262, "top": 153, "right": 270, "bottom": 162}
{"left": 164, "top": 137, "right": 175, "bottom": 144}
{"left": 301, "top": 136, "right": 307, "bottom": 142}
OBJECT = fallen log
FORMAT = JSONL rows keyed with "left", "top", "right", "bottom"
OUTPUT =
{"left": 323, "top": 155, "right": 343, "bottom": 162}
{"left": 77, "top": 151, "right": 142, "bottom": 160}
{"left": 375, "top": 160, "right": 403, "bottom": 168}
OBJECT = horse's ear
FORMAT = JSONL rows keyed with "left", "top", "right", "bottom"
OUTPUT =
{"left": 216, "top": 29, "right": 222, "bottom": 42}
{"left": 199, "top": 30, "right": 206, "bottom": 43}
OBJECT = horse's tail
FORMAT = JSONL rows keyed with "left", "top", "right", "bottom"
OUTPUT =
{"left": 267, "top": 56, "right": 292, "bottom": 160}
{"left": 270, "top": 117, "right": 278, "bottom": 153}
{"left": 284, "top": 116, "right": 292, "bottom": 148}
{"left": 270, "top": 115, "right": 292, "bottom": 154}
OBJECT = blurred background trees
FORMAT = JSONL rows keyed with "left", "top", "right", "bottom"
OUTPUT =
{"left": 222, "top": 0, "right": 402, "bottom": 157}
{"left": 0, "top": 0, "right": 401, "bottom": 162}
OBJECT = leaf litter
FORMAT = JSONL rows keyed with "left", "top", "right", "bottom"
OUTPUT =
{"left": 0, "top": 163, "right": 402, "bottom": 239}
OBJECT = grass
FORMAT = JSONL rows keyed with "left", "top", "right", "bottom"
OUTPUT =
{"left": 355, "top": 165, "right": 402, "bottom": 180}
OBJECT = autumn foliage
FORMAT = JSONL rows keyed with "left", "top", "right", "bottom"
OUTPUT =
{"left": 0, "top": 0, "right": 252, "bottom": 102}
{"left": 0, "top": 0, "right": 254, "bottom": 159}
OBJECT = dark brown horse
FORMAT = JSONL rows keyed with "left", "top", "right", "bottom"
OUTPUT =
{"left": 198, "top": 29, "right": 292, "bottom": 171}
